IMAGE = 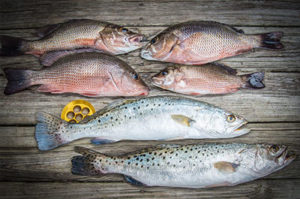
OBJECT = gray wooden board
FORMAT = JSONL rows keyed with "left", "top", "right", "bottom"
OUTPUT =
{"left": 0, "top": 0, "right": 299, "bottom": 198}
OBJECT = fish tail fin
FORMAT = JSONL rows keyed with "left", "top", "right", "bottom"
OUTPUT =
{"left": 0, "top": 35, "right": 28, "bottom": 56}
{"left": 3, "top": 68, "right": 34, "bottom": 95}
{"left": 241, "top": 72, "right": 265, "bottom": 89}
{"left": 72, "top": 146, "right": 107, "bottom": 176}
{"left": 35, "top": 112, "right": 70, "bottom": 151}
{"left": 259, "top": 32, "right": 284, "bottom": 49}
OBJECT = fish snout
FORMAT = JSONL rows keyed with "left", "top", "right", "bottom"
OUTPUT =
{"left": 141, "top": 49, "right": 154, "bottom": 60}
{"left": 129, "top": 35, "right": 147, "bottom": 44}
{"left": 151, "top": 75, "right": 164, "bottom": 86}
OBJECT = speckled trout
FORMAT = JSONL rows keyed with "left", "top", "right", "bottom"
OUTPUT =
{"left": 0, "top": 19, "right": 145, "bottom": 57}
{"left": 72, "top": 143, "right": 295, "bottom": 188}
{"left": 35, "top": 96, "right": 249, "bottom": 151}
{"left": 141, "top": 21, "right": 283, "bottom": 65}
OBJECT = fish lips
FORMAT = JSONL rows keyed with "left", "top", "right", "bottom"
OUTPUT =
{"left": 233, "top": 121, "right": 250, "bottom": 136}
{"left": 141, "top": 49, "right": 156, "bottom": 60}
{"left": 129, "top": 35, "right": 148, "bottom": 46}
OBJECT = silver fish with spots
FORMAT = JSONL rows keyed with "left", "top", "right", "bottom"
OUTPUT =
{"left": 35, "top": 96, "right": 249, "bottom": 151}
{"left": 72, "top": 143, "right": 295, "bottom": 188}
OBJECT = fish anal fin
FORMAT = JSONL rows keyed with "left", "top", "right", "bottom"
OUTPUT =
{"left": 171, "top": 114, "right": 195, "bottom": 127}
{"left": 124, "top": 175, "right": 145, "bottom": 186}
{"left": 212, "top": 63, "right": 237, "bottom": 75}
{"left": 37, "top": 84, "right": 62, "bottom": 93}
{"left": 91, "top": 138, "right": 115, "bottom": 145}
{"left": 214, "top": 161, "right": 239, "bottom": 173}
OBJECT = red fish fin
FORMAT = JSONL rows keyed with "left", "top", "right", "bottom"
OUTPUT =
{"left": 72, "top": 146, "right": 108, "bottom": 175}
{"left": 259, "top": 32, "right": 284, "bottom": 49}
{"left": 212, "top": 63, "right": 237, "bottom": 75}
{"left": 4, "top": 68, "right": 33, "bottom": 95}
{"left": 0, "top": 35, "right": 27, "bottom": 56}
{"left": 34, "top": 23, "right": 61, "bottom": 38}
{"left": 80, "top": 92, "right": 100, "bottom": 97}
{"left": 241, "top": 72, "right": 265, "bottom": 89}
{"left": 35, "top": 112, "right": 69, "bottom": 151}
{"left": 40, "top": 48, "right": 103, "bottom": 66}
{"left": 37, "top": 84, "right": 63, "bottom": 93}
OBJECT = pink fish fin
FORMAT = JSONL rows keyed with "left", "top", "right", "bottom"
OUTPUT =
{"left": 107, "top": 71, "right": 121, "bottom": 92}
{"left": 35, "top": 112, "right": 70, "bottom": 151}
{"left": 72, "top": 146, "right": 109, "bottom": 175}
{"left": 40, "top": 48, "right": 103, "bottom": 66}
{"left": 212, "top": 63, "right": 237, "bottom": 75}
{"left": 91, "top": 137, "right": 116, "bottom": 145}
{"left": 214, "top": 161, "right": 240, "bottom": 174}
{"left": 79, "top": 92, "right": 100, "bottom": 97}
{"left": 3, "top": 68, "right": 34, "bottom": 95}
{"left": 124, "top": 175, "right": 145, "bottom": 186}
{"left": 34, "top": 23, "right": 61, "bottom": 38}
{"left": 37, "top": 84, "right": 64, "bottom": 93}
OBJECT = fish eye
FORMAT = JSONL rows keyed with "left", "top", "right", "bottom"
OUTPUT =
{"left": 150, "top": 37, "right": 157, "bottom": 44}
{"left": 161, "top": 71, "right": 168, "bottom": 76}
{"left": 133, "top": 74, "right": 139, "bottom": 80}
{"left": 270, "top": 145, "right": 279, "bottom": 153}
{"left": 226, "top": 114, "right": 236, "bottom": 122}
{"left": 120, "top": 28, "right": 128, "bottom": 33}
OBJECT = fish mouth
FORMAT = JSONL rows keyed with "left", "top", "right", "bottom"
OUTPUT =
{"left": 141, "top": 49, "right": 155, "bottom": 60}
{"left": 234, "top": 121, "right": 250, "bottom": 135}
{"left": 151, "top": 76, "right": 163, "bottom": 86}
{"left": 129, "top": 35, "right": 147, "bottom": 44}
{"left": 276, "top": 146, "right": 296, "bottom": 164}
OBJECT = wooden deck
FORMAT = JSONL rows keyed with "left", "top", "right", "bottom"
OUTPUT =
{"left": 0, "top": 0, "right": 300, "bottom": 198}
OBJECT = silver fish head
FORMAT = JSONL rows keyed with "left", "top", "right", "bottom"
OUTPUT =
{"left": 100, "top": 24, "right": 146, "bottom": 54}
{"left": 141, "top": 31, "right": 178, "bottom": 61}
{"left": 202, "top": 110, "right": 250, "bottom": 138}
{"left": 243, "top": 144, "right": 295, "bottom": 175}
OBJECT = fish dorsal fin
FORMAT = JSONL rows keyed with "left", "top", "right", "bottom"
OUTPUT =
{"left": 214, "top": 161, "right": 239, "bottom": 173}
{"left": 212, "top": 63, "right": 237, "bottom": 75}
{"left": 35, "top": 23, "right": 62, "bottom": 38}
{"left": 230, "top": 26, "right": 245, "bottom": 34}
{"left": 171, "top": 114, "right": 195, "bottom": 127}
{"left": 124, "top": 175, "right": 144, "bottom": 186}
{"left": 79, "top": 99, "right": 137, "bottom": 124}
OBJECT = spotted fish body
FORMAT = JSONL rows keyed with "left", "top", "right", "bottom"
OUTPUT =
{"left": 0, "top": 19, "right": 145, "bottom": 56}
{"left": 4, "top": 52, "right": 149, "bottom": 96}
{"left": 152, "top": 64, "right": 265, "bottom": 95}
{"left": 35, "top": 96, "right": 249, "bottom": 150}
{"left": 141, "top": 21, "right": 283, "bottom": 65}
{"left": 72, "top": 143, "right": 295, "bottom": 188}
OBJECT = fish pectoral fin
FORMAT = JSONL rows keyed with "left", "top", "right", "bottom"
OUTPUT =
{"left": 171, "top": 114, "right": 195, "bottom": 127}
{"left": 90, "top": 138, "right": 115, "bottom": 145}
{"left": 212, "top": 63, "right": 237, "bottom": 75}
{"left": 124, "top": 175, "right": 145, "bottom": 186}
{"left": 214, "top": 161, "right": 239, "bottom": 173}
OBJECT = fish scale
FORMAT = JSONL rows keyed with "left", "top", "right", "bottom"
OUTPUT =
{"left": 72, "top": 143, "right": 295, "bottom": 188}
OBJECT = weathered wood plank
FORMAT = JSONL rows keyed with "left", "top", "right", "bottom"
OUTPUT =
{"left": 1, "top": 179, "right": 299, "bottom": 199}
{"left": 0, "top": 123, "right": 299, "bottom": 182}
{"left": 1, "top": 0, "right": 300, "bottom": 28}
{"left": 0, "top": 72, "right": 299, "bottom": 125}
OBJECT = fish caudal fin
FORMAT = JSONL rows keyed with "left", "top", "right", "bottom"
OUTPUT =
{"left": 72, "top": 146, "right": 106, "bottom": 176}
{"left": 259, "top": 32, "right": 284, "bottom": 49}
{"left": 4, "top": 68, "right": 33, "bottom": 95}
{"left": 0, "top": 35, "right": 27, "bottom": 56}
{"left": 242, "top": 72, "right": 265, "bottom": 89}
{"left": 35, "top": 112, "right": 69, "bottom": 151}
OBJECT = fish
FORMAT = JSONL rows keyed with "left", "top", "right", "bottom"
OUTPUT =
{"left": 141, "top": 21, "right": 283, "bottom": 65}
{"left": 0, "top": 19, "right": 146, "bottom": 57}
{"left": 71, "top": 143, "right": 295, "bottom": 188}
{"left": 152, "top": 64, "right": 265, "bottom": 96}
{"left": 35, "top": 96, "right": 250, "bottom": 151}
{"left": 4, "top": 52, "right": 149, "bottom": 96}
